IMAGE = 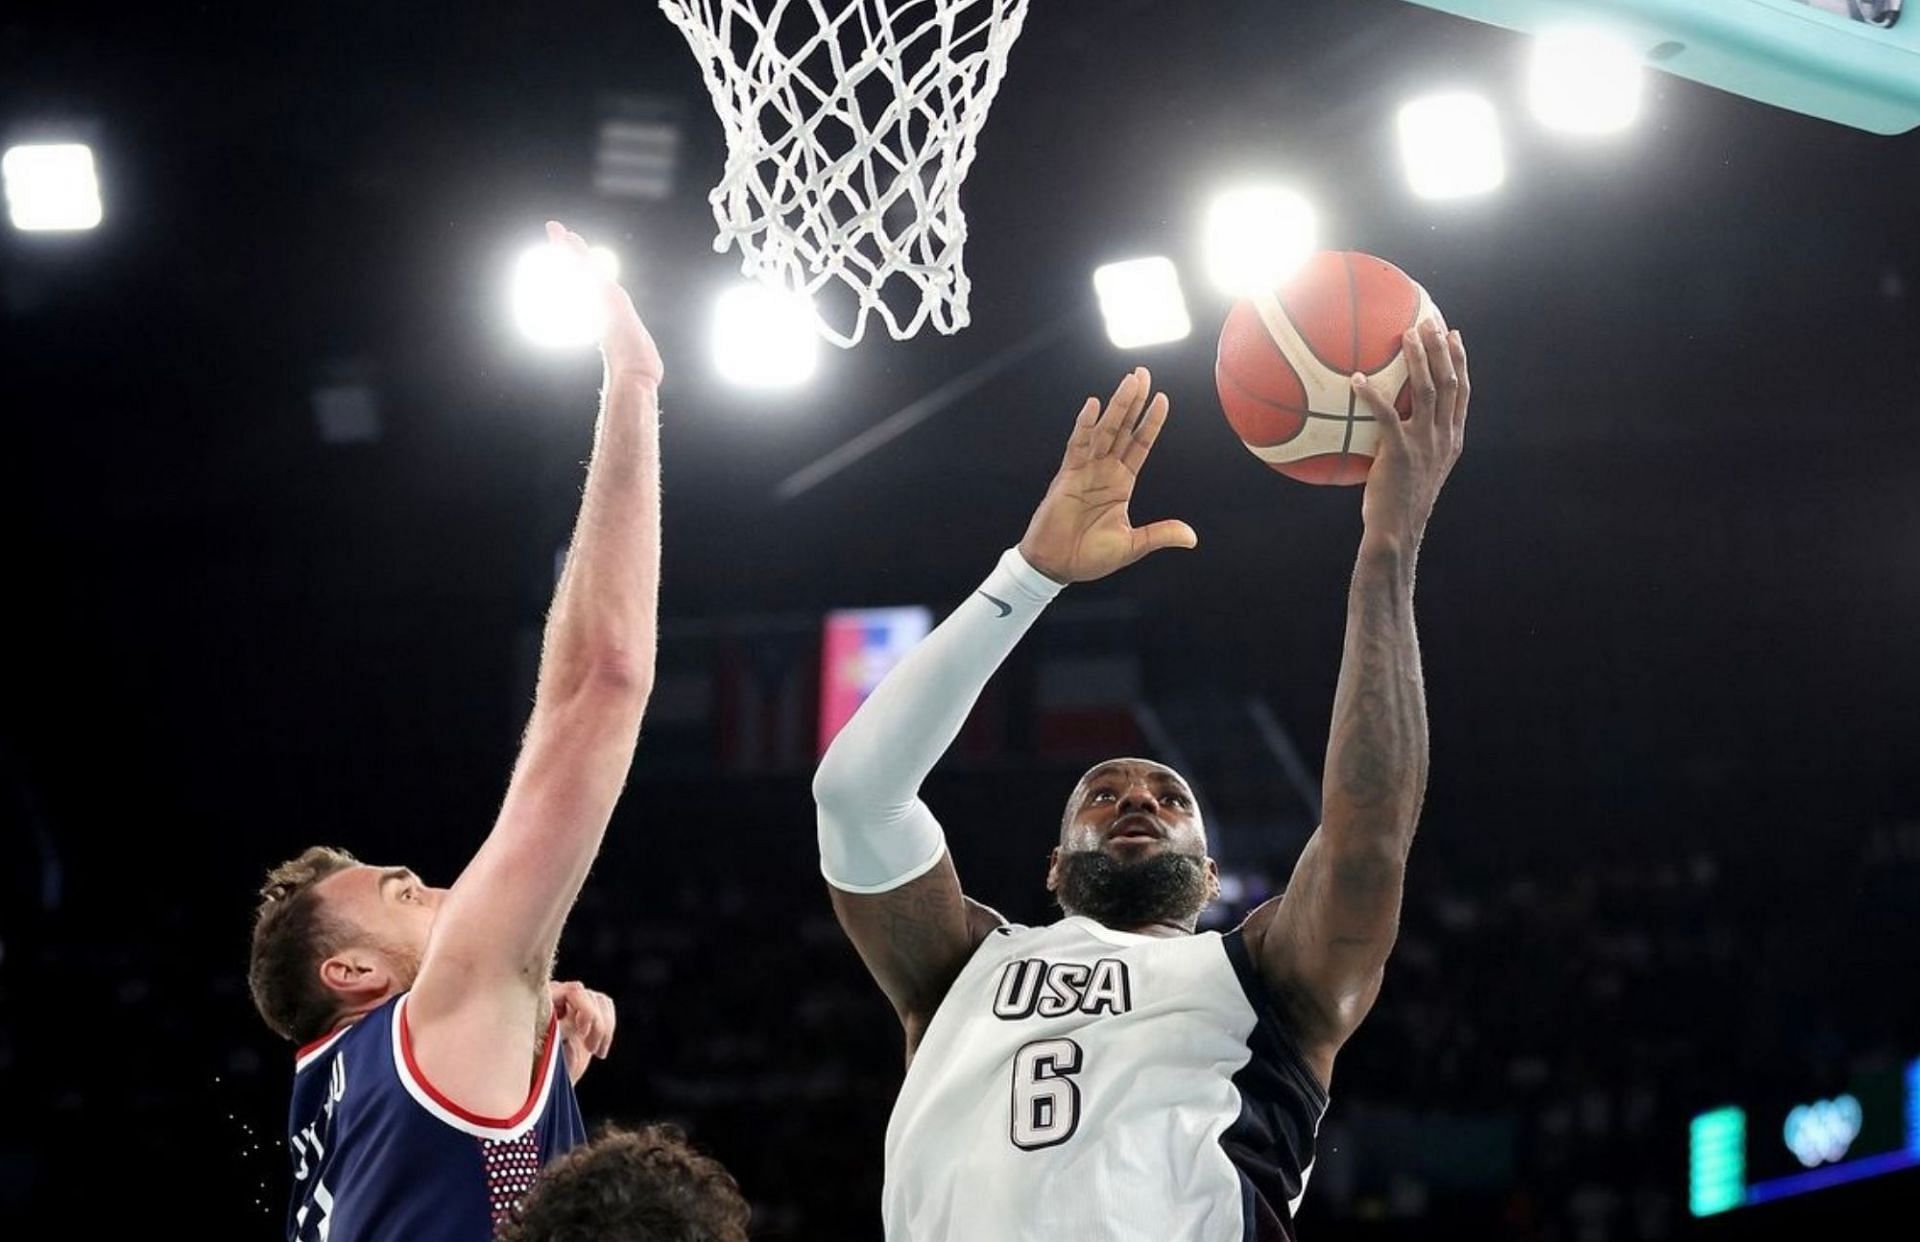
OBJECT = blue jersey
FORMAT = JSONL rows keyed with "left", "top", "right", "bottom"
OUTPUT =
{"left": 284, "top": 993, "right": 586, "bottom": 1241}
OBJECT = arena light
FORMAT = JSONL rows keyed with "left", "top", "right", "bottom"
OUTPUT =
{"left": 1203, "top": 186, "right": 1318, "bottom": 297}
{"left": 512, "top": 241, "right": 620, "bottom": 349}
{"left": 1092, "top": 257, "right": 1191, "bottom": 349}
{"left": 712, "top": 283, "right": 819, "bottom": 388}
{"left": 1396, "top": 92, "right": 1506, "bottom": 200}
{"left": 1528, "top": 29, "right": 1646, "bottom": 134}
{"left": 3, "top": 143, "right": 103, "bottom": 232}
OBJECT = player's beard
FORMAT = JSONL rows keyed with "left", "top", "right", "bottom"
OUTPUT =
{"left": 1055, "top": 848, "right": 1211, "bottom": 929}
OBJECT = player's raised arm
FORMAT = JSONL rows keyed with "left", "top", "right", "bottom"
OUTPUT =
{"left": 1246, "top": 321, "right": 1469, "bottom": 1084}
{"left": 817, "top": 368, "right": 1195, "bottom": 1054}
{"left": 405, "top": 222, "right": 663, "bottom": 1114}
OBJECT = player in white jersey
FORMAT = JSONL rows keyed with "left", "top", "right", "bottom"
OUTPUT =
{"left": 813, "top": 321, "right": 1471, "bottom": 1241}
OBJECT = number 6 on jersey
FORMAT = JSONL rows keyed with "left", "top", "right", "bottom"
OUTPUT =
{"left": 1010, "top": 1038, "right": 1085, "bottom": 1150}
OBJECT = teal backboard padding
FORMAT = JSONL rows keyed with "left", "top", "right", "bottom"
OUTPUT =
{"left": 1398, "top": 1, "right": 1920, "bottom": 133}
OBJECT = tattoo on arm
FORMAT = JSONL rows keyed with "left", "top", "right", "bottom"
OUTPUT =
{"left": 834, "top": 865, "right": 976, "bottom": 1023}
{"left": 1328, "top": 555, "right": 1427, "bottom": 846}
{"left": 877, "top": 879, "right": 961, "bottom": 968}
{"left": 1338, "top": 575, "right": 1397, "bottom": 809}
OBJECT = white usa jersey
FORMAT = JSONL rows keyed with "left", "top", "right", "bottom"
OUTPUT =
{"left": 883, "top": 915, "right": 1329, "bottom": 1242}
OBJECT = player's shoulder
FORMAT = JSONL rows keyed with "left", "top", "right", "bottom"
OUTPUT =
{"left": 965, "top": 895, "right": 1013, "bottom": 944}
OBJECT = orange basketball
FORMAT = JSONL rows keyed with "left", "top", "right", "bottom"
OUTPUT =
{"left": 1215, "top": 251, "right": 1441, "bottom": 485}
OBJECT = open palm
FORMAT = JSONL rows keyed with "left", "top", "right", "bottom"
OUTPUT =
{"left": 1017, "top": 368, "right": 1197, "bottom": 584}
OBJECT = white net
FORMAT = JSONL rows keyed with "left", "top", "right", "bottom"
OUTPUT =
{"left": 657, "top": 0, "right": 1032, "bottom": 346}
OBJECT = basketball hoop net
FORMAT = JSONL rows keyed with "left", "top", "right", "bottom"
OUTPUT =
{"left": 657, "top": 0, "right": 1032, "bottom": 346}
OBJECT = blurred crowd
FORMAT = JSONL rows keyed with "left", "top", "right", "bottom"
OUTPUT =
{"left": 4, "top": 766, "right": 1912, "bottom": 1240}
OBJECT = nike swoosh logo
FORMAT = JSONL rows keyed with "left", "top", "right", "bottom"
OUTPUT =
{"left": 977, "top": 591, "right": 1012, "bottom": 617}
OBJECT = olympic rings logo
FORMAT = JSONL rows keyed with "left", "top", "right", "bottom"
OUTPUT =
{"left": 1782, "top": 1095, "right": 1862, "bottom": 1168}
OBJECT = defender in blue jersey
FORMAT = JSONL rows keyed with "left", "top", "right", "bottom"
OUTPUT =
{"left": 248, "top": 222, "right": 673, "bottom": 1241}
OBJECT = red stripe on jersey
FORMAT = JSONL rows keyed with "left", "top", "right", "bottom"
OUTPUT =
{"left": 396, "top": 996, "right": 560, "bottom": 1129}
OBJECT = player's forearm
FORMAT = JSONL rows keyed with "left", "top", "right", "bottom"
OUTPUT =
{"left": 813, "top": 550, "right": 1059, "bottom": 880}
{"left": 447, "top": 374, "right": 660, "bottom": 978}
{"left": 1319, "top": 533, "right": 1428, "bottom": 856}
{"left": 535, "top": 374, "right": 661, "bottom": 706}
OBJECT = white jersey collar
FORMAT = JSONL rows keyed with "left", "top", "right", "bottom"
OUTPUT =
{"left": 1063, "top": 914, "right": 1195, "bottom": 947}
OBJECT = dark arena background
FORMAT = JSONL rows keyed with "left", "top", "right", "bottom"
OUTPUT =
{"left": 3, "top": 2, "right": 1918, "bottom": 1238}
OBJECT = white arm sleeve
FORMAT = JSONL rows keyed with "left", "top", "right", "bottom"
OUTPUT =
{"left": 813, "top": 548, "right": 1064, "bottom": 892}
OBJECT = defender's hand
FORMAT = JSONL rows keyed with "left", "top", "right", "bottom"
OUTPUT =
{"left": 1017, "top": 368, "right": 1197, "bottom": 584}
{"left": 546, "top": 221, "right": 663, "bottom": 388}
{"left": 1352, "top": 322, "right": 1469, "bottom": 549}
{"left": 549, "top": 980, "right": 617, "bottom": 1086}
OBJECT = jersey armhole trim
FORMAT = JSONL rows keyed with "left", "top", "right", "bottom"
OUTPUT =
{"left": 391, "top": 994, "right": 561, "bottom": 1141}
{"left": 1223, "top": 929, "right": 1333, "bottom": 1114}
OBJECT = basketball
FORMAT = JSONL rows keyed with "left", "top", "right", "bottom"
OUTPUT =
{"left": 1215, "top": 251, "right": 1442, "bottom": 485}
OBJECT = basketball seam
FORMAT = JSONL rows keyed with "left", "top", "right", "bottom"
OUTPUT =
{"left": 1273, "top": 255, "right": 1375, "bottom": 382}
{"left": 1340, "top": 252, "right": 1359, "bottom": 464}
{"left": 1219, "top": 366, "right": 1378, "bottom": 426}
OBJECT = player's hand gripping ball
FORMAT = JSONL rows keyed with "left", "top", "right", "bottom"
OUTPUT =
{"left": 1216, "top": 251, "right": 1443, "bottom": 485}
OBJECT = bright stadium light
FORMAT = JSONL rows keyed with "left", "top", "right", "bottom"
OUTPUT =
{"left": 712, "top": 283, "right": 818, "bottom": 388}
{"left": 1529, "top": 29, "right": 1645, "bottom": 135}
{"left": 4, "top": 143, "right": 103, "bottom": 232}
{"left": 1204, "top": 186, "right": 1318, "bottom": 296}
{"left": 512, "top": 241, "right": 620, "bottom": 349}
{"left": 1397, "top": 92, "right": 1506, "bottom": 200}
{"left": 1093, "top": 257, "right": 1191, "bottom": 349}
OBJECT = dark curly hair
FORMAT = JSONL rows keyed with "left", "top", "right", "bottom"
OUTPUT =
{"left": 500, "top": 1123, "right": 751, "bottom": 1242}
